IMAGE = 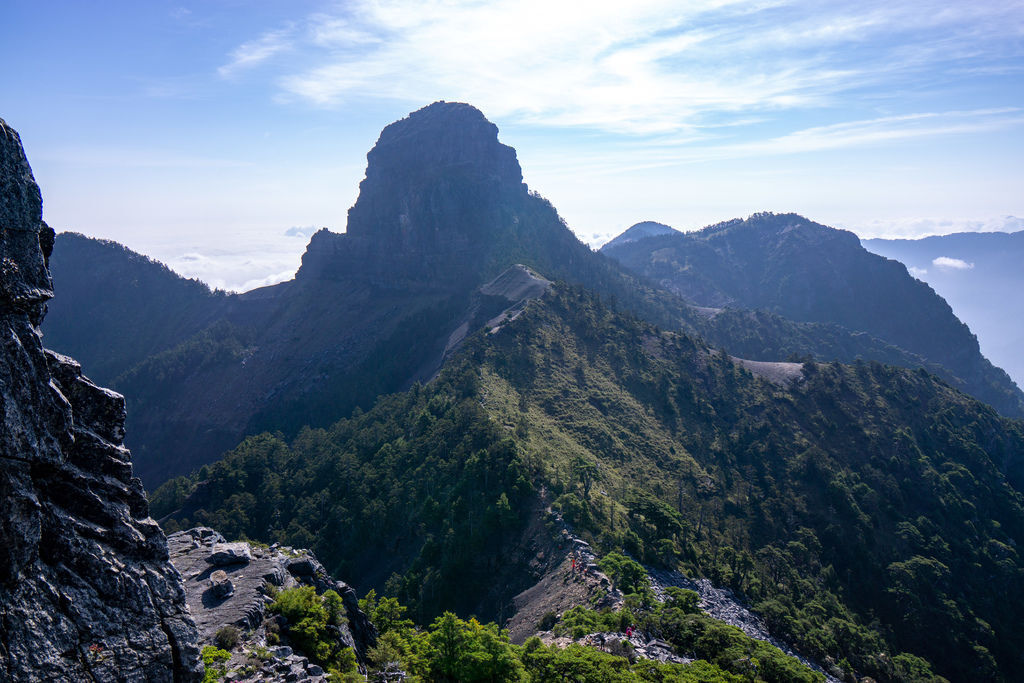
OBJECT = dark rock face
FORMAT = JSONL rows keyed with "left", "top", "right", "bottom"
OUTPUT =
{"left": 298, "top": 101, "right": 526, "bottom": 288}
{"left": 0, "top": 123, "right": 50, "bottom": 319}
{"left": 0, "top": 118, "right": 202, "bottom": 681}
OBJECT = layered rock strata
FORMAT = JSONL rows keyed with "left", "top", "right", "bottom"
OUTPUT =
{"left": 0, "top": 117, "right": 202, "bottom": 681}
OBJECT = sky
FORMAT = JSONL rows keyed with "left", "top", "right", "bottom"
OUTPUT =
{"left": 2, "top": 0, "right": 1023, "bottom": 291}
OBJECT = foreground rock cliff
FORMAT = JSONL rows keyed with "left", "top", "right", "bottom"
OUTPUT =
{"left": 0, "top": 118, "right": 202, "bottom": 680}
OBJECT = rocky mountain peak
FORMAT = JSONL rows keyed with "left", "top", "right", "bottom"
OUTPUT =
{"left": 0, "top": 117, "right": 202, "bottom": 680}
{"left": 298, "top": 102, "right": 527, "bottom": 286}
{"left": 353, "top": 101, "right": 522, "bottom": 216}
{"left": 348, "top": 100, "right": 524, "bottom": 249}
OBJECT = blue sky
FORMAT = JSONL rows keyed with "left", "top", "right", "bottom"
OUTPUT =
{"left": 2, "top": 0, "right": 1022, "bottom": 291}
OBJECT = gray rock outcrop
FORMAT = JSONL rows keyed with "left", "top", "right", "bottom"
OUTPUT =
{"left": 0, "top": 117, "right": 202, "bottom": 681}
{"left": 168, "top": 528, "right": 376, "bottom": 681}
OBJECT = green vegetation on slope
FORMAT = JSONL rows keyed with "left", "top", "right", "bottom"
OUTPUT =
{"left": 155, "top": 355, "right": 536, "bottom": 620}
{"left": 154, "top": 284, "right": 1024, "bottom": 682}
{"left": 358, "top": 591, "right": 767, "bottom": 682}
{"left": 44, "top": 232, "right": 223, "bottom": 386}
{"left": 554, "top": 587, "right": 823, "bottom": 683}
{"left": 268, "top": 586, "right": 359, "bottom": 676}
{"left": 603, "top": 212, "right": 1024, "bottom": 417}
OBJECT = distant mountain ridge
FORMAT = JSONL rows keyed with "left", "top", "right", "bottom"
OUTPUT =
{"left": 602, "top": 212, "right": 1024, "bottom": 418}
{"left": 45, "top": 232, "right": 223, "bottom": 382}
{"left": 863, "top": 230, "right": 1024, "bottom": 389}
{"left": 601, "top": 220, "right": 679, "bottom": 250}
{"left": 43, "top": 105, "right": 1024, "bottom": 488}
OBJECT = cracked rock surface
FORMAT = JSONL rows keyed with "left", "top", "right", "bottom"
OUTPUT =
{"left": 0, "top": 117, "right": 202, "bottom": 682}
{"left": 169, "top": 528, "right": 376, "bottom": 681}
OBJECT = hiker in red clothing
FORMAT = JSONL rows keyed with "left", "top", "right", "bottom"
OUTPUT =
{"left": 571, "top": 556, "right": 576, "bottom": 572}
{"left": 626, "top": 626, "right": 633, "bottom": 638}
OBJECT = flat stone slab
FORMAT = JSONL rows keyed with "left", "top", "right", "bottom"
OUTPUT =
{"left": 167, "top": 527, "right": 375, "bottom": 682}
{"left": 169, "top": 531, "right": 285, "bottom": 638}
{"left": 207, "top": 542, "right": 253, "bottom": 566}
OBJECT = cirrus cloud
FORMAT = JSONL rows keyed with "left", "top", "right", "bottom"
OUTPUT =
{"left": 221, "top": 0, "right": 1024, "bottom": 138}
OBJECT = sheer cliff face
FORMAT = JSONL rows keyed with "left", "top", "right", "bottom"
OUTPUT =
{"left": 0, "top": 119, "right": 201, "bottom": 681}
{"left": 298, "top": 101, "right": 528, "bottom": 287}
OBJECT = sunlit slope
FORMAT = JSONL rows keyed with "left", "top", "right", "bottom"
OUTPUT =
{"left": 155, "top": 282, "right": 1024, "bottom": 682}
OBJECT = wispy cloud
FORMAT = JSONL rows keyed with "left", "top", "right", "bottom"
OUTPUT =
{"left": 933, "top": 256, "right": 974, "bottom": 271}
{"left": 284, "top": 225, "right": 317, "bottom": 238}
{"left": 703, "top": 108, "right": 1024, "bottom": 158}
{"left": 515, "top": 108, "right": 1024, "bottom": 176}
{"left": 219, "top": 27, "right": 295, "bottom": 78}
{"left": 214, "top": 0, "right": 1024, "bottom": 137}
{"left": 164, "top": 236, "right": 308, "bottom": 292}
{"left": 277, "top": 0, "right": 820, "bottom": 133}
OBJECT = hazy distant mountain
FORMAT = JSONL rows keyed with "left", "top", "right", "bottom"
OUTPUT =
{"left": 601, "top": 220, "right": 679, "bottom": 250}
{"left": 863, "top": 230, "right": 1024, "bottom": 388}
{"left": 601, "top": 213, "right": 1024, "bottom": 418}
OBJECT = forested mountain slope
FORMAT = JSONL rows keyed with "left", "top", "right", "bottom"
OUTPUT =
{"left": 43, "top": 104, "right": 1023, "bottom": 489}
{"left": 44, "top": 232, "right": 226, "bottom": 386}
{"left": 153, "top": 282, "right": 1024, "bottom": 683}
{"left": 602, "top": 214, "right": 1024, "bottom": 418}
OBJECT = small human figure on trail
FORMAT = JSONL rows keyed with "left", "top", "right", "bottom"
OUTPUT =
{"left": 626, "top": 626, "right": 633, "bottom": 638}
{"left": 571, "top": 556, "right": 576, "bottom": 572}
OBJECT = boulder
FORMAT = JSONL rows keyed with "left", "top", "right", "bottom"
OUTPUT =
{"left": 207, "top": 541, "right": 252, "bottom": 566}
{"left": 286, "top": 556, "right": 322, "bottom": 576}
{"left": 210, "top": 569, "right": 234, "bottom": 599}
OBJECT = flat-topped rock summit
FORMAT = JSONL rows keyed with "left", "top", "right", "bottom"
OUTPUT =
{"left": 298, "top": 101, "right": 529, "bottom": 288}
